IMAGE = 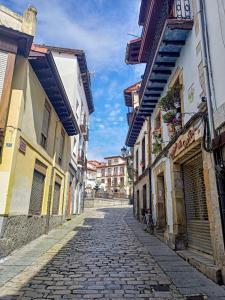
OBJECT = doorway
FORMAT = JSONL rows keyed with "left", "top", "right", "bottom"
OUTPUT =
{"left": 156, "top": 173, "right": 167, "bottom": 232}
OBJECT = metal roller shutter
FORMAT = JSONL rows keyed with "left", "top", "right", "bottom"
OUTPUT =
{"left": 0, "top": 51, "right": 8, "bottom": 99}
{"left": 29, "top": 170, "right": 45, "bottom": 215}
{"left": 183, "top": 153, "right": 213, "bottom": 255}
{"left": 52, "top": 182, "right": 61, "bottom": 215}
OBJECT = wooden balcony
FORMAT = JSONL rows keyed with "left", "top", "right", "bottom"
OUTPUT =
{"left": 126, "top": 0, "right": 193, "bottom": 147}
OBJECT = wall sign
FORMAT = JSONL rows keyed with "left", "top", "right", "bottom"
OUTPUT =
{"left": 19, "top": 138, "right": 26, "bottom": 154}
{"left": 169, "top": 127, "right": 196, "bottom": 159}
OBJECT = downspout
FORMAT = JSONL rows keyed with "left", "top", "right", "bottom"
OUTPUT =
{"left": 198, "top": 0, "right": 225, "bottom": 244}
{"left": 198, "top": 0, "right": 216, "bottom": 139}
{"left": 147, "top": 116, "right": 153, "bottom": 215}
{"left": 45, "top": 120, "right": 58, "bottom": 234}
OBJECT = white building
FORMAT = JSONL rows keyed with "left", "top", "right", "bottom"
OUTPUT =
{"left": 96, "top": 156, "right": 131, "bottom": 197}
{"left": 125, "top": 0, "right": 225, "bottom": 283}
{"left": 33, "top": 45, "right": 94, "bottom": 215}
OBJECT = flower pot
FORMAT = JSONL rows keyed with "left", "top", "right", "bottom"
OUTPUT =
{"left": 174, "top": 102, "right": 181, "bottom": 108}
{"left": 175, "top": 124, "right": 182, "bottom": 131}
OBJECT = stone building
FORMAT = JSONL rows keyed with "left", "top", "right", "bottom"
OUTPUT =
{"left": 96, "top": 156, "right": 131, "bottom": 198}
{"left": 125, "top": 0, "right": 225, "bottom": 283}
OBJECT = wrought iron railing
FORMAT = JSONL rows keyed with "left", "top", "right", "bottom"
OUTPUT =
{"left": 139, "top": 0, "right": 192, "bottom": 101}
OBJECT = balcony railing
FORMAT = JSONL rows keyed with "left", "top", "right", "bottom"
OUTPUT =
{"left": 139, "top": 0, "right": 192, "bottom": 100}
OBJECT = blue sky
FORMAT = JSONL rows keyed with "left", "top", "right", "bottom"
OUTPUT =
{"left": 2, "top": 0, "right": 144, "bottom": 161}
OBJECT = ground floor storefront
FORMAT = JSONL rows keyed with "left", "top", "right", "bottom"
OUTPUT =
{"left": 151, "top": 124, "right": 225, "bottom": 283}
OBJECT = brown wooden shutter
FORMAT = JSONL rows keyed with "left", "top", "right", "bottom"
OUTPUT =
{"left": 0, "top": 51, "right": 8, "bottom": 100}
{"left": 52, "top": 182, "right": 61, "bottom": 215}
{"left": 29, "top": 170, "right": 45, "bottom": 215}
{"left": 42, "top": 102, "right": 50, "bottom": 137}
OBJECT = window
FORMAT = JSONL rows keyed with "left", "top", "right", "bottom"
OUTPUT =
{"left": 58, "top": 129, "right": 65, "bottom": 165}
{"left": 108, "top": 168, "right": 112, "bottom": 176}
{"left": 120, "top": 177, "right": 124, "bottom": 186}
{"left": 0, "top": 51, "right": 8, "bottom": 100}
{"left": 142, "top": 137, "right": 146, "bottom": 172}
{"left": 52, "top": 178, "right": 61, "bottom": 215}
{"left": 136, "top": 149, "right": 139, "bottom": 177}
{"left": 41, "top": 101, "right": 51, "bottom": 149}
{"left": 114, "top": 159, "right": 119, "bottom": 164}
{"left": 113, "top": 177, "right": 117, "bottom": 186}
{"left": 101, "top": 169, "right": 105, "bottom": 176}
{"left": 120, "top": 167, "right": 124, "bottom": 175}
{"left": 101, "top": 179, "right": 105, "bottom": 183}
{"left": 114, "top": 167, "right": 118, "bottom": 175}
{"left": 108, "top": 160, "right": 112, "bottom": 166}
{"left": 29, "top": 161, "right": 46, "bottom": 215}
{"left": 107, "top": 178, "right": 111, "bottom": 186}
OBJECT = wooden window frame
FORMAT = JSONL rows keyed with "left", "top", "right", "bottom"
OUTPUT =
{"left": 41, "top": 100, "right": 51, "bottom": 149}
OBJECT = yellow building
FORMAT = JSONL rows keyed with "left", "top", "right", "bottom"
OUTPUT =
{"left": 0, "top": 6, "right": 79, "bottom": 257}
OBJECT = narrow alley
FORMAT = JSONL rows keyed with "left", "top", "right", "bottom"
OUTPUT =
{"left": 0, "top": 206, "right": 225, "bottom": 300}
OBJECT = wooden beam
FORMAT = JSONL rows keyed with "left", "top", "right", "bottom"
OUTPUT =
{"left": 152, "top": 70, "right": 172, "bottom": 75}
{"left": 158, "top": 51, "right": 180, "bottom": 57}
{"left": 155, "top": 62, "right": 175, "bottom": 67}
{"left": 163, "top": 40, "right": 185, "bottom": 46}
{"left": 150, "top": 79, "right": 167, "bottom": 83}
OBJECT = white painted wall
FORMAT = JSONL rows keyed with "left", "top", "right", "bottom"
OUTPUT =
{"left": 51, "top": 51, "right": 91, "bottom": 214}
{"left": 150, "top": 9, "right": 205, "bottom": 234}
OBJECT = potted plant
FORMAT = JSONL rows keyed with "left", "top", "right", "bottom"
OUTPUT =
{"left": 153, "top": 128, "right": 161, "bottom": 139}
{"left": 158, "top": 96, "right": 173, "bottom": 112}
{"left": 162, "top": 111, "right": 176, "bottom": 124}
{"left": 159, "top": 84, "right": 182, "bottom": 111}
{"left": 152, "top": 142, "right": 162, "bottom": 155}
{"left": 172, "top": 116, "right": 182, "bottom": 131}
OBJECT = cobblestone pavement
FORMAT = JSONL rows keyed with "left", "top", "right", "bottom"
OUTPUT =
{"left": 0, "top": 207, "right": 225, "bottom": 300}
{"left": 0, "top": 206, "right": 224, "bottom": 300}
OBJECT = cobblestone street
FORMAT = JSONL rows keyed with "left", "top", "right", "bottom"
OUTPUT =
{"left": 0, "top": 206, "right": 225, "bottom": 300}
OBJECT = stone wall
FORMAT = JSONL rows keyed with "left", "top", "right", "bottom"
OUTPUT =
{"left": 0, "top": 215, "right": 62, "bottom": 258}
{"left": 84, "top": 198, "right": 130, "bottom": 209}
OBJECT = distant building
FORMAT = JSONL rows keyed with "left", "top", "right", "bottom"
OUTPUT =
{"left": 96, "top": 156, "right": 131, "bottom": 197}
{"left": 86, "top": 160, "right": 102, "bottom": 194}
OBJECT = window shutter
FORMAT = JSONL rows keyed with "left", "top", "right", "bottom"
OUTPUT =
{"left": 42, "top": 103, "right": 50, "bottom": 137}
{"left": 0, "top": 51, "right": 8, "bottom": 100}
{"left": 29, "top": 170, "right": 45, "bottom": 215}
{"left": 52, "top": 182, "right": 61, "bottom": 215}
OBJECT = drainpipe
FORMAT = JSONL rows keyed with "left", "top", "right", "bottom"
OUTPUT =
{"left": 147, "top": 116, "right": 153, "bottom": 215}
{"left": 45, "top": 121, "right": 59, "bottom": 234}
{"left": 197, "top": 0, "right": 216, "bottom": 139}
{"left": 198, "top": 0, "right": 225, "bottom": 244}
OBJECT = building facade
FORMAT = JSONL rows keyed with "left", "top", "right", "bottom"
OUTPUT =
{"left": 125, "top": 0, "right": 225, "bottom": 283}
{"left": 31, "top": 44, "right": 94, "bottom": 217}
{"left": 96, "top": 156, "right": 131, "bottom": 198}
{"left": 124, "top": 82, "right": 151, "bottom": 220}
{"left": 0, "top": 4, "right": 95, "bottom": 258}
{"left": 85, "top": 160, "right": 102, "bottom": 195}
